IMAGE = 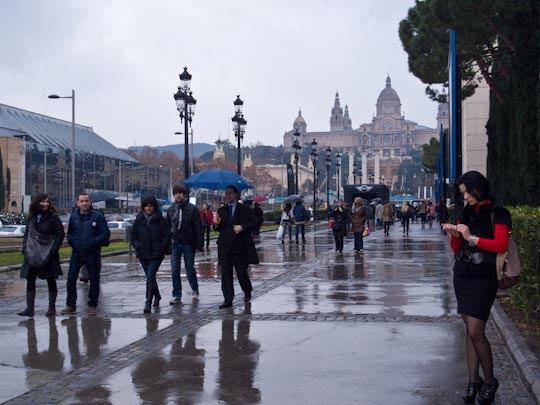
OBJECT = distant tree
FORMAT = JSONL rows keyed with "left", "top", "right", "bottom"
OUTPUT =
{"left": 421, "top": 138, "right": 440, "bottom": 173}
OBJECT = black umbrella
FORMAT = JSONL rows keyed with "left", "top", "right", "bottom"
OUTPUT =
{"left": 89, "top": 191, "right": 118, "bottom": 203}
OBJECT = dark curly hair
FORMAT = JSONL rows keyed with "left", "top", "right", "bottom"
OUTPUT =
{"left": 141, "top": 195, "right": 159, "bottom": 212}
{"left": 28, "top": 193, "right": 57, "bottom": 219}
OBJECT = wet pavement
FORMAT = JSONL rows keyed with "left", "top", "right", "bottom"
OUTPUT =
{"left": 0, "top": 221, "right": 535, "bottom": 404}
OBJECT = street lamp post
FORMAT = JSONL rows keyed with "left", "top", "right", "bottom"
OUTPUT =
{"left": 352, "top": 160, "right": 358, "bottom": 184}
{"left": 231, "top": 95, "right": 247, "bottom": 176}
{"left": 292, "top": 129, "right": 302, "bottom": 194}
{"left": 48, "top": 90, "right": 75, "bottom": 203}
{"left": 325, "top": 146, "right": 331, "bottom": 210}
{"left": 125, "top": 176, "right": 131, "bottom": 213}
{"left": 173, "top": 67, "right": 196, "bottom": 180}
{"left": 310, "top": 139, "right": 318, "bottom": 213}
{"left": 335, "top": 151, "right": 342, "bottom": 200}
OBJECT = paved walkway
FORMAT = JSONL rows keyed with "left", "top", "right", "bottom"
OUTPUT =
{"left": 0, "top": 221, "right": 535, "bottom": 404}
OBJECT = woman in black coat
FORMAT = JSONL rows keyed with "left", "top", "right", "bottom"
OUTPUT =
{"left": 19, "top": 193, "right": 65, "bottom": 317}
{"left": 330, "top": 199, "right": 348, "bottom": 253}
{"left": 131, "top": 196, "right": 171, "bottom": 313}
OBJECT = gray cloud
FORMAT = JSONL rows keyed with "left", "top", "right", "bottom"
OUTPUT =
{"left": 0, "top": 0, "right": 440, "bottom": 149}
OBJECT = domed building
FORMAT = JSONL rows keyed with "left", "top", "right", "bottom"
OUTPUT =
{"left": 283, "top": 75, "right": 448, "bottom": 187}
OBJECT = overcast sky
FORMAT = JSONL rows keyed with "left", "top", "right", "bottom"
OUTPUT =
{"left": 1, "top": 0, "right": 440, "bottom": 149}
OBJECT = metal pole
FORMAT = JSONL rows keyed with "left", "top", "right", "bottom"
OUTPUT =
{"left": 119, "top": 161, "right": 122, "bottom": 213}
{"left": 237, "top": 130, "right": 241, "bottom": 175}
{"left": 313, "top": 165, "right": 316, "bottom": 212}
{"left": 337, "top": 167, "right": 340, "bottom": 200}
{"left": 295, "top": 156, "right": 299, "bottom": 195}
{"left": 184, "top": 117, "right": 189, "bottom": 179}
{"left": 71, "top": 89, "right": 75, "bottom": 203}
{"left": 326, "top": 165, "right": 330, "bottom": 210}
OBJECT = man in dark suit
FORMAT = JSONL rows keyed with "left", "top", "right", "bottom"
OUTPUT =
{"left": 215, "top": 186, "right": 259, "bottom": 309}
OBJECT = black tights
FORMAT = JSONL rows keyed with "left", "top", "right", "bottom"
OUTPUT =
{"left": 462, "top": 315, "right": 495, "bottom": 384}
{"left": 27, "top": 272, "right": 57, "bottom": 294}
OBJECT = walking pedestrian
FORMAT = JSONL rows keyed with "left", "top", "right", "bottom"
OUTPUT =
{"left": 419, "top": 200, "right": 428, "bottom": 229}
{"left": 442, "top": 171, "right": 511, "bottom": 404}
{"left": 215, "top": 185, "right": 259, "bottom": 309}
{"left": 293, "top": 200, "right": 310, "bottom": 244}
{"left": 131, "top": 196, "right": 171, "bottom": 313}
{"left": 252, "top": 202, "right": 264, "bottom": 236}
{"left": 375, "top": 202, "right": 383, "bottom": 228}
{"left": 280, "top": 203, "right": 293, "bottom": 243}
{"left": 18, "top": 193, "right": 65, "bottom": 317}
{"left": 166, "top": 185, "right": 204, "bottom": 304}
{"left": 382, "top": 200, "right": 393, "bottom": 236}
{"left": 61, "top": 193, "right": 110, "bottom": 315}
{"left": 349, "top": 197, "right": 367, "bottom": 252}
{"left": 200, "top": 203, "right": 214, "bottom": 249}
{"left": 427, "top": 201, "right": 436, "bottom": 229}
{"left": 401, "top": 201, "right": 412, "bottom": 235}
{"left": 330, "top": 199, "right": 347, "bottom": 253}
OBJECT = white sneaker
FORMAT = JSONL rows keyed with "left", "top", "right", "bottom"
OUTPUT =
{"left": 192, "top": 291, "right": 199, "bottom": 298}
{"left": 169, "top": 297, "right": 181, "bottom": 305}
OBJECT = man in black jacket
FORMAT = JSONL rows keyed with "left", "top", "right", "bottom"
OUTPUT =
{"left": 215, "top": 186, "right": 259, "bottom": 308}
{"left": 61, "top": 193, "right": 110, "bottom": 315}
{"left": 166, "top": 185, "right": 204, "bottom": 304}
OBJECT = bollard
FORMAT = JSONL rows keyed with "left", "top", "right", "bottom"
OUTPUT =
{"left": 124, "top": 224, "right": 133, "bottom": 254}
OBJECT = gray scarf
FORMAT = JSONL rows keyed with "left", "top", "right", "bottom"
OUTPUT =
{"left": 171, "top": 201, "right": 183, "bottom": 231}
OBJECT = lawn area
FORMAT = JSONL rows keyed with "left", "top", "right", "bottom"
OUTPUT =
{"left": 0, "top": 242, "right": 130, "bottom": 268}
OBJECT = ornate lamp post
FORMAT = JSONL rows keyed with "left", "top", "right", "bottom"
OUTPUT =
{"left": 325, "top": 146, "right": 332, "bottom": 210}
{"left": 173, "top": 67, "right": 196, "bottom": 180}
{"left": 335, "top": 151, "right": 342, "bottom": 200}
{"left": 48, "top": 90, "right": 75, "bottom": 203}
{"left": 231, "top": 95, "right": 247, "bottom": 175}
{"left": 352, "top": 161, "right": 358, "bottom": 184}
{"left": 310, "top": 139, "right": 318, "bottom": 213}
{"left": 292, "top": 128, "right": 302, "bottom": 194}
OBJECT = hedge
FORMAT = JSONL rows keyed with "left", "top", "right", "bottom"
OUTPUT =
{"left": 507, "top": 206, "right": 540, "bottom": 321}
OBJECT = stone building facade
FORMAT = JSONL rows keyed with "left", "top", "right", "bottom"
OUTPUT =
{"left": 283, "top": 76, "right": 448, "bottom": 187}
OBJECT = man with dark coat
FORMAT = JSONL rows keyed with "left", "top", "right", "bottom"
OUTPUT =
{"left": 166, "top": 185, "right": 204, "bottom": 304}
{"left": 61, "top": 193, "right": 110, "bottom": 315}
{"left": 215, "top": 186, "right": 259, "bottom": 308}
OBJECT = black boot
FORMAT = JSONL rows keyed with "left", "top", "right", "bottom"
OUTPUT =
{"left": 144, "top": 282, "right": 152, "bottom": 313}
{"left": 152, "top": 281, "right": 161, "bottom": 307}
{"left": 18, "top": 290, "right": 35, "bottom": 317}
{"left": 462, "top": 377, "right": 483, "bottom": 403}
{"left": 477, "top": 378, "right": 498, "bottom": 404}
{"left": 46, "top": 289, "right": 57, "bottom": 317}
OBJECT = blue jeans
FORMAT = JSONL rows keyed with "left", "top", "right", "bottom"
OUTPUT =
{"left": 139, "top": 258, "right": 162, "bottom": 283}
{"left": 282, "top": 221, "right": 292, "bottom": 240}
{"left": 66, "top": 252, "right": 101, "bottom": 308}
{"left": 171, "top": 242, "right": 198, "bottom": 298}
{"left": 295, "top": 223, "right": 305, "bottom": 242}
{"left": 353, "top": 232, "right": 364, "bottom": 250}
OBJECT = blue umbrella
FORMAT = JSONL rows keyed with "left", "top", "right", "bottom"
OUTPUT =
{"left": 183, "top": 169, "right": 253, "bottom": 191}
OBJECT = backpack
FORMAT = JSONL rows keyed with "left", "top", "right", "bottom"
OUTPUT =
{"left": 491, "top": 212, "right": 520, "bottom": 289}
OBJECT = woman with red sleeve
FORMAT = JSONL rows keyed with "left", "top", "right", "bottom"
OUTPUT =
{"left": 442, "top": 171, "right": 511, "bottom": 404}
{"left": 200, "top": 203, "right": 214, "bottom": 249}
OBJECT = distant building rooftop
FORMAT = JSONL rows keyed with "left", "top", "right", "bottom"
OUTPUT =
{"left": 0, "top": 103, "right": 135, "bottom": 162}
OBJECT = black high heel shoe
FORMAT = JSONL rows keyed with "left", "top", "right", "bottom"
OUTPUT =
{"left": 477, "top": 378, "right": 498, "bottom": 404}
{"left": 462, "top": 377, "right": 483, "bottom": 403}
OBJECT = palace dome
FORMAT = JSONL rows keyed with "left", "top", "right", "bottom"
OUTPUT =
{"left": 377, "top": 76, "right": 401, "bottom": 105}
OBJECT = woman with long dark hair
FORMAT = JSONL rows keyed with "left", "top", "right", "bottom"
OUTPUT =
{"left": 131, "top": 196, "right": 171, "bottom": 313}
{"left": 442, "top": 171, "right": 511, "bottom": 404}
{"left": 19, "top": 193, "right": 65, "bottom": 317}
{"left": 330, "top": 199, "right": 347, "bottom": 253}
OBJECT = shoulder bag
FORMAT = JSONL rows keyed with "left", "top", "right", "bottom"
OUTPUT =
{"left": 25, "top": 221, "right": 55, "bottom": 268}
{"left": 491, "top": 212, "right": 520, "bottom": 289}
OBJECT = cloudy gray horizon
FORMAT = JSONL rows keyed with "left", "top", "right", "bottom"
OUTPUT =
{"left": 1, "top": 0, "right": 441, "bottom": 150}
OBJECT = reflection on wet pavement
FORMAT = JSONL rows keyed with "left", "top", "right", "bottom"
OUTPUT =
{"left": 0, "top": 223, "right": 532, "bottom": 404}
{"left": 0, "top": 316, "right": 172, "bottom": 403}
